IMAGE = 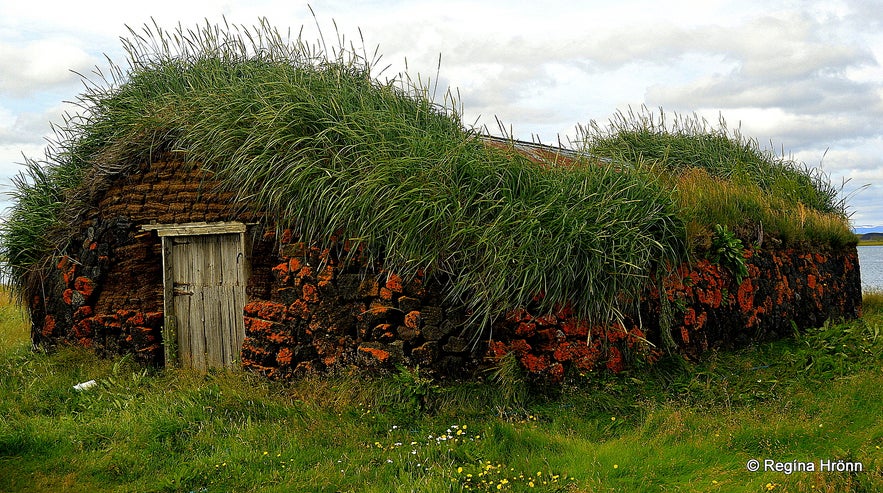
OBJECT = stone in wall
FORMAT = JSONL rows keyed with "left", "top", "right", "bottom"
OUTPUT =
{"left": 240, "top": 230, "right": 483, "bottom": 379}
{"left": 239, "top": 236, "right": 862, "bottom": 383}
{"left": 643, "top": 248, "right": 862, "bottom": 359}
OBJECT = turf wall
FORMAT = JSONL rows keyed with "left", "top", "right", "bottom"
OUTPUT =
{"left": 28, "top": 159, "right": 863, "bottom": 380}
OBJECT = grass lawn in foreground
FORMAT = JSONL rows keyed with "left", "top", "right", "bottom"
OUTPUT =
{"left": 0, "top": 291, "right": 881, "bottom": 492}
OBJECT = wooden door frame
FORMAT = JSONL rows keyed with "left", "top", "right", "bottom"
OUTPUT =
{"left": 141, "top": 221, "right": 248, "bottom": 368}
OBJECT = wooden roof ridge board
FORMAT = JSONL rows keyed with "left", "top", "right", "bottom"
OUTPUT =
{"left": 478, "top": 134, "right": 610, "bottom": 167}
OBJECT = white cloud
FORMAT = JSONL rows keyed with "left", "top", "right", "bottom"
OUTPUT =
{"left": 0, "top": 39, "right": 95, "bottom": 96}
{"left": 0, "top": 102, "right": 74, "bottom": 146}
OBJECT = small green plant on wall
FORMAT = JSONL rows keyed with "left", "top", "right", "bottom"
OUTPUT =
{"left": 710, "top": 224, "right": 748, "bottom": 284}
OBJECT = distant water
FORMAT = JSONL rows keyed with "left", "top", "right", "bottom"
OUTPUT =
{"left": 858, "top": 245, "right": 883, "bottom": 291}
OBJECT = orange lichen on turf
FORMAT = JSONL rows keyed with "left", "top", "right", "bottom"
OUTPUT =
{"left": 42, "top": 315, "right": 56, "bottom": 337}
{"left": 359, "top": 346, "right": 390, "bottom": 363}
{"left": 276, "top": 347, "right": 293, "bottom": 366}
{"left": 385, "top": 273, "right": 403, "bottom": 293}
{"left": 404, "top": 311, "right": 421, "bottom": 329}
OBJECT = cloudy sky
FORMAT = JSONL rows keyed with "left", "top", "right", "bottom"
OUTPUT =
{"left": 2, "top": 0, "right": 882, "bottom": 228}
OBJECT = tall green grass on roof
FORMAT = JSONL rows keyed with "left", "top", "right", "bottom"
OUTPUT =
{"left": 0, "top": 19, "right": 687, "bottom": 336}
{"left": 576, "top": 106, "right": 848, "bottom": 217}
{"left": 573, "top": 106, "right": 855, "bottom": 251}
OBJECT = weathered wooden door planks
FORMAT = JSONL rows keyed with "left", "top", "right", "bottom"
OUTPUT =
{"left": 146, "top": 222, "right": 248, "bottom": 371}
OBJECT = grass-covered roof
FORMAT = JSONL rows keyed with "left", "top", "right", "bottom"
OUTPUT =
{"left": 0, "top": 20, "right": 853, "bottom": 336}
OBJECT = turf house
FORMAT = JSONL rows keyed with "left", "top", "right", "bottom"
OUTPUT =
{"left": 0, "top": 21, "right": 862, "bottom": 382}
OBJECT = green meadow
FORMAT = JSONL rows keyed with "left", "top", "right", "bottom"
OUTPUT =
{"left": 1, "top": 290, "right": 881, "bottom": 492}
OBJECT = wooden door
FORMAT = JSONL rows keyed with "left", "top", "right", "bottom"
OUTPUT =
{"left": 149, "top": 222, "right": 249, "bottom": 371}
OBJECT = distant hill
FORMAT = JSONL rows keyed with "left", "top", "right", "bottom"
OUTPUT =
{"left": 854, "top": 226, "right": 883, "bottom": 234}
{"left": 858, "top": 232, "right": 883, "bottom": 242}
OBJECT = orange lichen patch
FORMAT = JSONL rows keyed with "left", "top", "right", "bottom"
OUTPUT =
{"left": 317, "top": 265, "right": 334, "bottom": 282}
{"left": 62, "top": 289, "right": 74, "bottom": 305}
{"left": 258, "top": 301, "right": 287, "bottom": 321}
{"left": 276, "top": 347, "right": 293, "bottom": 366}
{"left": 520, "top": 353, "right": 550, "bottom": 373}
{"left": 487, "top": 340, "right": 509, "bottom": 359}
{"left": 605, "top": 346, "right": 624, "bottom": 373}
{"left": 552, "top": 341, "right": 592, "bottom": 363}
{"left": 358, "top": 278, "right": 380, "bottom": 298}
{"left": 320, "top": 247, "right": 338, "bottom": 263}
{"left": 271, "top": 262, "right": 290, "bottom": 282}
{"left": 244, "top": 317, "right": 276, "bottom": 335}
{"left": 288, "top": 258, "right": 302, "bottom": 273}
{"left": 64, "top": 268, "right": 76, "bottom": 285}
{"left": 775, "top": 277, "right": 790, "bottom": 305}
{"left": 42, "top": 315, "right": 56, "bottom": 337}
{"left": 361, "top": 304, "right": 394, "bottom": 319}
{"left": 297, "top": 265, "right": 314, "bottom": 279}
{"left": 548, "top": 363, "right": 565, "bottom": 383}
{"left": 72, "top": 319, "right": 93, "bottom": 339}
{"left": 73, "top": 306, "right": 93, "bottom": 321}
{"left": 115, "top": 309, "right": 136, "bottom": 320}
{"left": 358, "top": 346, "right": 390, "bottom": 364}
{"left": 515, "top": 322, "right": 537, "bottom": 337}
{"left": 573, "top": 343, "right": 602, "bottom": 371}
{"left": 604, "top": 323, "right": 628, "bottom": 343}
{"left": 695, "top": 311, "right": 707, "bottom": 330}
{"left": 404, "top": 311, "right": 421, "bottom": 329}
{"left": 385, "top": 273, "right": 403, "bottom": 293}
{"left": 126, "top": 311, "right": 146, "bottom": 326}
{"left": 737, "top": 279, "right": 755, "bottom": 312}
{"left": 379, "top": 287, "right": 393, "bottom": 301}
{"left": 508, "top": 339, "right": 532, "bottom": 356}
{"left": 242, "top": 300, "right": 286, "bottom": 321}
{"left": 267, "top": 329, "right": 293, "bottom": 345}
{"left": 302, "top": 283, "right": 319, "bottom": 303}
{"left": 93, "top": 314, "right": 121, "bottom": 330}
{"left": 561, "top": 318, "right": 589, "bottom": 338}
{"left": 287, "top": 299, "right": 310, "bottom": 320}
{"left": 57, "top": 256, "right": 77, "bottom": 285}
